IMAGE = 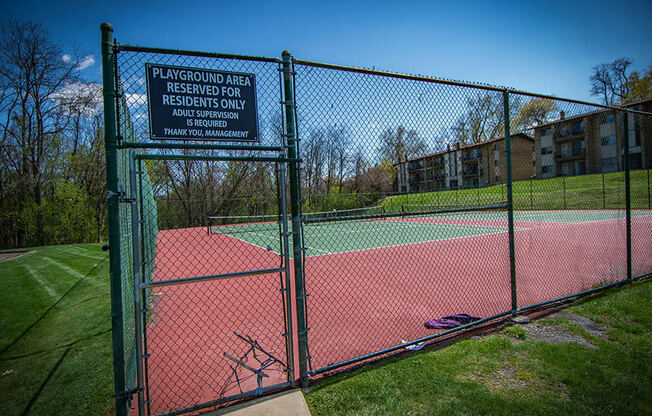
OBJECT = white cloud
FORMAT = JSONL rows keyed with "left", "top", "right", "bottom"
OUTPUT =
{"left": 51, "top": 82, "right": 103, "bottom": 117}
{"left": 76, "top": 55, "right": 95, "bottom": 70}
{"left": 62, "top": 54, "right": 72, "bottom": 63}
{"left": 126, "top": 93, "right": 147, "bottom": 106}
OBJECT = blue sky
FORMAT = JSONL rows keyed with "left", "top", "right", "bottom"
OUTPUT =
{"left": 5, "top": 0, "right": 652, "bottom": 102}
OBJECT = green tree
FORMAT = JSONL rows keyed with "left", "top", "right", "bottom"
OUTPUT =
{"left": 623, "top": 64, "right": 652, "bottom": 103}
{"left": 511, "top": 97, "right": 559, "bottom": 132}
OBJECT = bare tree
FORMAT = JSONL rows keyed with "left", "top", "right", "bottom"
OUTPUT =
{"left": 451, "top": 93, "right": 507, "bottom": 144}
{"left": 378, "top": 126, "right": 427, "bottom": 164}
{"left": 590, "top": 58, "right": 633, "bottom": 105}
{"left": 0, "top": 19, "right": 81, "bottom": 245}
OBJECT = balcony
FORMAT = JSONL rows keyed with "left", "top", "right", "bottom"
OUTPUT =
{"left": 462, "top": 150, "right": 481, "bottom": 161}
{"left": 426, "top": 156, "right": 444, "bottom": 167}
{"left": 408, "top": 160, "right": 425, "bottom": 170}
{"left": 554, "top": 124, "right": 584, "bottom": 140}
{"left": 463, "top": 167, "right": 483, "bottom": 176}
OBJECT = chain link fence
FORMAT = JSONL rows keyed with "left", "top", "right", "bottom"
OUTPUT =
{"left": 102, "top": 24, "right": 652, "bottom": 416}
{"left": 290, "top": 60, "right": 651, "bottom": 377}
{"left": 107, "top": 38, "right": 296, "bottom": 416}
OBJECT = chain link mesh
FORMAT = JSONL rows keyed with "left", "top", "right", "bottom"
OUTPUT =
{"left": 113, "top": 47, "right": 292, "bottom": 415}
{"left": 293, "top": 62, "right": 652, "bottom": 375}
{"left": 108, "top": 41, "right": 652, "bottom": 414}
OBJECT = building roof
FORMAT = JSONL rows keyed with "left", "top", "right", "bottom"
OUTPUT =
{"left": 533, "top": 97, "right": 652, "bottom": 130}
{"left": 399, "top": 132, "right": 533, "bottom": 164}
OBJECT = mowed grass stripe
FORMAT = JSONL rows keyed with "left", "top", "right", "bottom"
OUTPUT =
{"left": 0, "top": 243, "right": 113, "bottom": 416}
{"left": 64, "top": 246, "right": 105, "bottom": 260}
{"left": 22, "top": 264, "right": 59, "bottom": 301}
{"left": 41, "top": 257, "right": 85, "bottom": 279}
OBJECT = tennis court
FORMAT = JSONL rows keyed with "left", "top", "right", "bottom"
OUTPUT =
{"left": 206, "top": 208, "right": 651, "bottom": 258}
{"left": 140, "top": 207, "right": 652, "bottom": 414}
{"left": 208, "top": 211, "right": 510, "bottom": 257}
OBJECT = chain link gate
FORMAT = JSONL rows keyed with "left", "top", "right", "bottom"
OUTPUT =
{"left": 101, "top": 24, "right": 301, "bottom": 416}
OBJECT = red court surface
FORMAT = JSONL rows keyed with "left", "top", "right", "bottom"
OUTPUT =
{"left": 140, "top": 211, "right": 652, "bottom": 415}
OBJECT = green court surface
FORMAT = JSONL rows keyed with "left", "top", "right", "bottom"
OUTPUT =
{"left": 211, "top": 219, "right": 509, "bottom": 257}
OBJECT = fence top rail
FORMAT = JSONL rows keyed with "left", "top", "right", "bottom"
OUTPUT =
{"left": 118, "top": 141, "right": 283, "bottom": 152}
{"left": 292, "top": 58, "right": 652, "bottom": 116}
{"left": 133, "top": 153, "right": 293, "bottom": 163}
{"left": 115, "top": 43, "right": 281, "bottom": 64}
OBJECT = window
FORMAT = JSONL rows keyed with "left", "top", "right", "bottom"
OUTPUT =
{"left": 542, "top": 165, "right": 552, "bottom": 175}
{"left": 562, "top": 163, "right": 569, "bottom": 176}
{"left": 571, "top": 141, "right": 585, "bottom": 156}
{"left": 541, "top": 146, "right": 553, "bottom": 155}
{"left": 600, "top": 113, "right": 615, "bottom": 124}
{"left": 601, "top": 135, "right": 616, "bottom": 146}
{"left": 571, "top": 121, "right": 584, "bottom": 135}
{"left": 601, "top": 157, "right": 617, "bottom": 173}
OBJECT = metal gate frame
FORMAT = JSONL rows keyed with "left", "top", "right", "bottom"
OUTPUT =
{"left": 101, "top": 23, "right": 305, "bottom": 416}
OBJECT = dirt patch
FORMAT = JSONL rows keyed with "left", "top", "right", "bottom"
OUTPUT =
{"left": 555, "top": 312, "right": 607, "bottom": 338}
{"left": 524, "top": 323, "right": 596, "bottom": 349}
{"left": 0, "top": 250, "right": 36, "bottom": 263}
{"left": 468, "top": 364, "right": 570, "bottom": 401}
{"left": 482, "top": 365, "right": 531, "bottom": 391}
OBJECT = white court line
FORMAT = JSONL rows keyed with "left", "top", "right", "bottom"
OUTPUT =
{"left": 215, "top": 229, "right": 333, "bottom": 256}
{"left": 307, "top": 227, "right": 516, "bottom": 259}
{"left": 213, "top": 230, "right": 277, "bottom": 254}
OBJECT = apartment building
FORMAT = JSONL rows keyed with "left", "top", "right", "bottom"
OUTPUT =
{"left": 534, "top": 98, "right": 652, "bottom": 178}
{"left": 397, "top": 133, "right": 534, "bottom": 193}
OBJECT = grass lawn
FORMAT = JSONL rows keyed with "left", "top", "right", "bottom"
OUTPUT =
{"left": 303, "top": 279, "right": 652, "bottom": 416}
{"left": 382, "top": 169, "right": 652, "bottom": 212}
{"left": 2, "top": 242, "right": 650, "bottom": 416}
{"left": 0, "top": 244, "right": 114, "bottom": 416}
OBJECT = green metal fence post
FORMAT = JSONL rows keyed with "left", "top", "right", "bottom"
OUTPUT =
{"left": 647, "top": 169, "right": 651, "bottom": 209}
{"left": 503, "top": 90, "right": 518, "bottom": 316}
{"left": 282, "top": 50, "right": 309, "bottom": 388}
{"left": 101, "top": 22, "right": 128, "bottom": 416}
{"left": 563, "top": 176, "right": 566, "bottom": 210}
{"left": 602, "top": 172, "right": 606, "bottom": 210}
{"left": 623, "top": 112, "right": 632, "bottom": 281}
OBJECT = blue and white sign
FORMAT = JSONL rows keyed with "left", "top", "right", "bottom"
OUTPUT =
{"left": 145, "top": 63, "right": 259, "bottom": 141}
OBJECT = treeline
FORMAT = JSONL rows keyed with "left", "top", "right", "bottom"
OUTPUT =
{"left": 150, "top": 125, "right": 411, "bottom": 229}
{"left": 0, "top": 20, "right": 106, "bottom": 249}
